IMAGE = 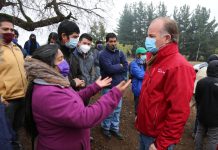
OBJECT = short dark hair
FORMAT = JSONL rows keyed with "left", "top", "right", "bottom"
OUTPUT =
{"left": 79, "top": 33, "right": 92, "bottom": 42}
{"left": 106, "top": 33, "right": 117, "bottom": 42}
{"left": 14, "top": 29, "right": 19, "bottom": 37}
{"left": 58, "top": 20, "right": 80, "bottom": 40}
{"left": 47, "top": 32, "right": 59, "bottom": 44}
{"left": 0, "top": 15, "right": 14, "bottom": 26}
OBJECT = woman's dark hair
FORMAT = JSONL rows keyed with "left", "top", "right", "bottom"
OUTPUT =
{"left": 24, "top": 44, "right": 59, "bottom": 149}
{"left": 47, "top": 32, "right": 59, "bottom": 44}
{"left": 32, "top": 44, "right": 59, "bottom": 67}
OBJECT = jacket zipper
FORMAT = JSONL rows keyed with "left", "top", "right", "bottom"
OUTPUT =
{"left": 11, "top": 46, "right": 25, "bottom": 91}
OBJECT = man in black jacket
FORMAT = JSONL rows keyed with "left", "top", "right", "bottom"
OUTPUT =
{"left": 195, "top": 60, "right": 218, "bottom": 150}
{"left": 58, "top": 20, "right": 84, "bottom": 89}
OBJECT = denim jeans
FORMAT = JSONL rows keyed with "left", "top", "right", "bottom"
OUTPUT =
{"left": 195, "top": 123, "right": 218, "bottom": 150}
{"left": 139, "top": 133, "right": 175, "bottom": 150}
{"left": 0, "top": 102, "right": 14, "bottom": 150}
{"left": 134, "top": 95, "right": 139, "bottom": 116}
{"left": 101, "top": 88, "right": 122, "bottom": 132}
{"left": 5, "top": 98, "right": 25, "bottom": 140}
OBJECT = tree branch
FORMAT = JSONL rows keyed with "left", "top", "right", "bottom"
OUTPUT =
{"left": 44, "top": 0, "right": 64, "bottom": 17}
{"left": 17, "top": 0, "right": 32, "bottom": 22}
{"left": 0, "top": 0, "right": 18, "bottom": 10}
{"left": 0, "top": 13, "right": 74, "bottom": 31}
{"left": 57, "top": 2, "right": 104, "bottom": 18}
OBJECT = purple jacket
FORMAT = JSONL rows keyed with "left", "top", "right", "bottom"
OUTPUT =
{"left": 32, "top": 81, "right": 122, "bottom": 150}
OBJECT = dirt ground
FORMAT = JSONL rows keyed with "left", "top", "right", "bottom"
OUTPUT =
{"left": 20, "top": 85, "right": 197, "bottom": 150}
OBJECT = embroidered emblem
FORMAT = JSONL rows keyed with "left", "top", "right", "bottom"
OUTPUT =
{"left": 157, "top": 68, "right": 165, "bottom": 74}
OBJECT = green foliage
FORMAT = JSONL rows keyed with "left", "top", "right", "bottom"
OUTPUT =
{"left": 118, "top": 1, "right": 218, "bottom": 61}
{"left": 89, "top": 21, "right": 106, "bottom": 43}
{"left": 117, "top": 4, "right": 134, "bottom": 45}
{"left": 156, "top": 2, "right": 168, "bottom": 17}
{"left": 215, "top": 48, "right": 218, "bottom": 54}
{"left": 117, "top": 1, "right": 168, "bottom": 50}
{"left": 174, "top": 5, "right": 218, "bottom": 61}
{"left": 117, "top": 42, "right": 133, "bottom": 55}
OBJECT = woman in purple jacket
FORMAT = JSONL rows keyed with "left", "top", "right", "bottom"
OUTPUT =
{"left": 24, "top": 44, "right": 131, "bottom": 150}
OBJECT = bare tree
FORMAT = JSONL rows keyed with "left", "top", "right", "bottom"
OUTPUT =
{"left": 0, "top": 0, "right": 112, "bottom": 31}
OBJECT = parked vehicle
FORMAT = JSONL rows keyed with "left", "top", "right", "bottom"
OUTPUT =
{"left": 193, "top": 62, "right": 208, "bottom": 73}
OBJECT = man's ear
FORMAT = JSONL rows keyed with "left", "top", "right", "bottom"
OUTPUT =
{"left": 165, "top": 34, "right": 172, "bottom": 42}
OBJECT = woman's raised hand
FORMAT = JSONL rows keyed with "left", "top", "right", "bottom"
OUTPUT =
{"left": 116, "top": 80, "right": 131, "bottom": 93}
{"left": 95, "top": 76, "right": 112, "bottom": 88}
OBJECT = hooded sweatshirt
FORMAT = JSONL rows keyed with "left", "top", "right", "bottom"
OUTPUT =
{"left": 195, "top": 60, "right": 218, "bottom": 127}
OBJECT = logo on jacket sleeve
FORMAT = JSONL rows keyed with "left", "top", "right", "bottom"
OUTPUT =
{"left": 157, "top": 68, "right": 166, "bottom": 74}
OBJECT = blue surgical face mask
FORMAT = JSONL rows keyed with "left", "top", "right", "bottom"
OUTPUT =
{"left": 65, "top": 38, "right": 78, "bottom": 49}
{"left": 140, "top": 55, "right": 147, "bottom": 61}
{"left": 145, "top": 37, "right": 158, "bottom": 54}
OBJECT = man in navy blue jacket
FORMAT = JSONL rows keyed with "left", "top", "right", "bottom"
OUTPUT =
{"left": 99, "top": 33, "right": 128, "bottom": 140}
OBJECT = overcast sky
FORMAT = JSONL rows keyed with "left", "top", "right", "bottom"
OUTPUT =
{"left": 17, "top": 0, "right": 218, "bottom": 46}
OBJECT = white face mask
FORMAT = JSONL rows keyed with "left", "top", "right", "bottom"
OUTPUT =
{"left": 79, "top": 45, "right": 91, "bottom": 53}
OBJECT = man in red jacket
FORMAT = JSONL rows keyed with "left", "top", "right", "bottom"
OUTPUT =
{"left": 135, "top": 17, "right": 196, "bottom": 150}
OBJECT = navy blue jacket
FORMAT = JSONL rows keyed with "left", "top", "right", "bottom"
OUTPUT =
{"left": 129, "top": 58, "right": 145, "bottom": 96}
{"left": 99, "top": 48, "right": 128, "bottom": 88}
{"left": 24, "top": 40, "right": 40, "bottom": 55}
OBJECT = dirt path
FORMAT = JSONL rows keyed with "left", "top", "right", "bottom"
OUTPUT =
{"left": 90, "top": 86, "right": 196, "bottom": 150}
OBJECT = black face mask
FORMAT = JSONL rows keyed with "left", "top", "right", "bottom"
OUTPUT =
{"left": 106, "top": 44, "right": 116, "bottom": 51}
{"left": 30, "top": 37, "right": 36, "bottom": 42}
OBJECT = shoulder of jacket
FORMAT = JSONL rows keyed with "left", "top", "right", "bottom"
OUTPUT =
{"left": 100, "top": 50, "right": 109, "bottom": 56}
{"left": 13, "top": 44, "right": 22, "bottom": 50}
{"left": 130, "top": 59, "right": 136, "bottom": 65}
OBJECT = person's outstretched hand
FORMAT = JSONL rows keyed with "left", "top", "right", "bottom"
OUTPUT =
{"left": 116, "top": 80, "right": 131, "bottom": 93}
{"left": 95, "top": 76, "right": 112, "bottom": 88}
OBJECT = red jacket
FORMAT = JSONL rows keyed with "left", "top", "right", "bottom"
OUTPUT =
{"left": 135, "top": 43, "right": 196, "bottom": 150}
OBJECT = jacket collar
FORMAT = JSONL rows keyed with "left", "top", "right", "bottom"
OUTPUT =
{"left": 136, "top": 58, "right": 144, "bottom": 65}
{"left": 105, "top": 47, "right": 119, "bottom": 53}
{"left": 60, "top": 44, "right": 75, "bottom": 58}
{"left": 152, "top": 42, "right": 179, "bottom": 65}
{"left": 1, "top": 42, "right": 16, "bottom": 47}
{"left": 33, "top": 79, "right": 65, "bottom": 88}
